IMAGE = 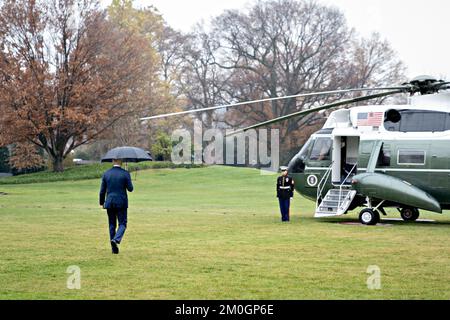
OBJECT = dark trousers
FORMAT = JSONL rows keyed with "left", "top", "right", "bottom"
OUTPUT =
{"left": 278, "top": 198, "right": 290, "bottom": 222}
{"left": 107, "top": 208, "right": 127, "bottom": 244}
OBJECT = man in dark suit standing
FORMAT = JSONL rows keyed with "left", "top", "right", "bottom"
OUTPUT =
{"left": 99, "top": 158, "right": 134, "bottom": 254}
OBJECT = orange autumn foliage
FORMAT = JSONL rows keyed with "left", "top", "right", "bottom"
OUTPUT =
{"left": 0, "top": 0, "right": 154, "bottom": 171}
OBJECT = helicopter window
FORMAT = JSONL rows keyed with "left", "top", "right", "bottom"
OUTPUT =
{"left": 289, "top": 138, "right": 314, "bottom": 173}
{"left": 298, "top": 138, "right": 314, "bottom": 160}
{"left": 398, "top": 150, "right": 426, "bottom": 165}
{"left": 309, "top": 138, "right": 332, "bottom": 161}
{"left": 384, "top": 110, "right": 450, "bottom": 132}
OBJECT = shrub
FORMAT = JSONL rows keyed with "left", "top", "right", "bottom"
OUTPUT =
{"left": 0, "top": 161, "right": 204, "bottom": 185}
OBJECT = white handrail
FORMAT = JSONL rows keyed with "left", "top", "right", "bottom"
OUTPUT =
{"left": 317, "top": 164, "right": 332, "bottom": 199}
{"left": 338, "top": 163, "right": 358, "bottom": 210}
{"left": 316, "top": 163, "right": 333, "bottom": 210}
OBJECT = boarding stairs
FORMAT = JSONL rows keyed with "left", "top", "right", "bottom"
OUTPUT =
{"left": 314, "top": 163, "right": 357, "bottom": 218}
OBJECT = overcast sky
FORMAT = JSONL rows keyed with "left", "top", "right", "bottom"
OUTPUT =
{"left": 103, "top": 0, "right": 450, "bottom": 81}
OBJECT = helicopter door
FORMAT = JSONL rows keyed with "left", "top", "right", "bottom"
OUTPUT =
{"left": 332, "top": 136, "right": 360, "bottom": 184}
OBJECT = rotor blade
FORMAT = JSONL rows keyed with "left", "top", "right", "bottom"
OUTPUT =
{"left": 140, "top": 86, "right": 409, "bottom": 121}
{"left": 434, "top": 81, "right": 450, "bottom": 88}
{"left": 226, "top": 89, "right": 404, "bottom": 136}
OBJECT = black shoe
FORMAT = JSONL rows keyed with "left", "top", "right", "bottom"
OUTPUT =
{"left": 111, "top": 240, "right": 119, "bottom": 254}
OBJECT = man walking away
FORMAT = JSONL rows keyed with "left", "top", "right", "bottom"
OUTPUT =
{"left": 276, "top": 166, "right": 295, "bottom": 222}
{"left": 99, "top": 158, "right": 134, "bottom": 254}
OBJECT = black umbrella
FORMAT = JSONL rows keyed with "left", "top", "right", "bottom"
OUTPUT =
{"left": 101, "top": 146, "right": 153, "bottom": 163}
{"left": 101, "top": 146, "right": 153, "bottom": 180}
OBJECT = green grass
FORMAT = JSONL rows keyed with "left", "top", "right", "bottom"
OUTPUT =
{"left": 0, "top": 165, "right": 449, "bottom": 299}
{"left": 0, "top": 162, "right": 202, "bottom": 185}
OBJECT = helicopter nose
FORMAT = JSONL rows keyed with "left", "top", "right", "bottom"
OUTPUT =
{"left": 288, "top": 155, "right": 305, "bottom": 174}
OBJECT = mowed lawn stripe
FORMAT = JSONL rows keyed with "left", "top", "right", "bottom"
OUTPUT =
{"left": 0, "top": 166, "right": 449, "bottom": 299}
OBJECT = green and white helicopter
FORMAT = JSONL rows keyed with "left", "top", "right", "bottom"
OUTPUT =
{"left": 141, "top": 76, "right": 450, "bottom": 225}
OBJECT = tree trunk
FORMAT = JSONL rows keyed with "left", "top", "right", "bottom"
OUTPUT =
{"left": 52, "top": 156, "right": 64, "bottom": 172}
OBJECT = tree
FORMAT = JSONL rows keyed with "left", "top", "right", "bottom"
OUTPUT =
{"left": 0, "top": 0, "right": 152, "bottom": 171}
{"left": 156, "top": 24, "right": 190, "bottom": 96}
{"left": 190, "top": 0, "right": 406, "bottom": 162}
{"left": 151, "top": 131, "right": 172, "bottom": 161}
{"left": 0, "top": 147, "right": 10, "bottom": 172}
{"left": 210, "top": 0, "right": 352, "bottom": 129}
{"left": 345, "top": 32, "right": 407, "bottom": 104}
{"left": 9, "top": 142, "right": 46, "bottom": 174}
{"left": 178, "top": 28, "right": 233, "bottom": 128}
{"left": 107, "top": 0, "right": 190, "bottom": 151}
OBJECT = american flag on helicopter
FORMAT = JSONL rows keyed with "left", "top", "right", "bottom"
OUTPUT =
{"left": 357, "top": 112, "right": 384, "bottom": 126}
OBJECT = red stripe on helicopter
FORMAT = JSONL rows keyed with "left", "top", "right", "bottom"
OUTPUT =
{"left": 357, "top": 112, "right": 384, "bottom": 126}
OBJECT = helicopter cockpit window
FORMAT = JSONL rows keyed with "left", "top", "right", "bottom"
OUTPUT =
{"left": 384, "top": 110, "right": 450, "bottom": 132}
{"left": 309, "top": 138, "right": 332, "bottom": 161}
{"left": 288, "top": 138, "right": 315, "bottom": 173}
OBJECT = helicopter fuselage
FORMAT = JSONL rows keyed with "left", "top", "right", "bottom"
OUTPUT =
{"left": 288, "top": 92, "right": 450, "bottom": 216}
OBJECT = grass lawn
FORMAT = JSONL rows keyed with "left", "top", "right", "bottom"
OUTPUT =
{"left": 0, "top": 165, "right": 449, "bottom": 299}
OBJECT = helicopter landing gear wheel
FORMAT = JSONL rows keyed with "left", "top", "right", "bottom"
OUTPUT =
{"left": 359, "top": 208, "right": 380, "bottom": 226}
{"left": 400, "top": 207, "right": 420, "bottom": 221}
